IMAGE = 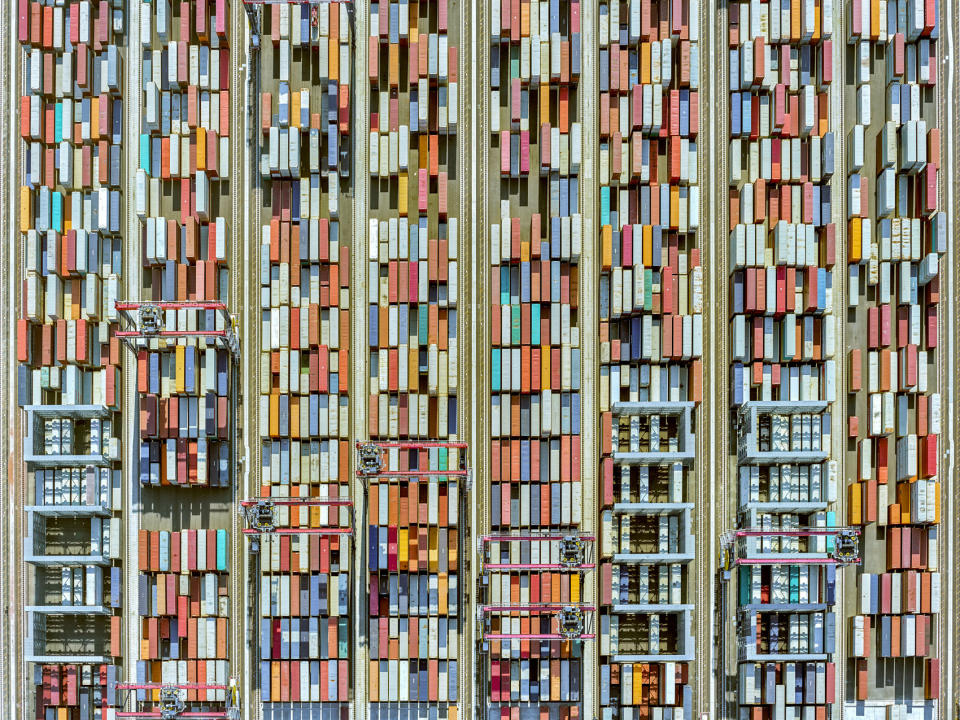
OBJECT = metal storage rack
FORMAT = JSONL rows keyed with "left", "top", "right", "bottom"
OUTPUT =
{"left": 22, "top": 404, "right": 122, "bottom": 667}
{"left": 600, "top": 404, "right": 698, "bottom": 713}
{"left": 728, "top": 404, "right": 844, "bottom": 718}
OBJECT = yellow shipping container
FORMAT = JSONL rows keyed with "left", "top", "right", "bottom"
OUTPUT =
{"left": 290, "top": 396, "right": 300, "bottom": 437}
{"left": 20, "top": 186, "right": 32, "bottom": 232}
{"left": 408, "top": 346, "right": 418, "bottom": 391}
{"left": 438, "top": 572, "right": 448, "bottom": 615}
{"left": 848, "top": 482, "right": 862, "bottom": 526}
{"left": 290, "top": 91, "right": 300, "bottom": 129}
{"left": 175, "top": 345, "right": 186, "bottom": 393}
{"left": 399, "top": 528, "right": 409, "bottom": 568}
{"left": 429, "top": 528, "right": 439, "bottom": 572}
{"left": 540, "top": 344, "right": 551, "bottom": 390}
{"left": 849, "top": 217, "right": 862, "bottom": 263}
{"left": 398, "top": 173, "right": 408, "bottom": 217}
{"left": 642, "top": 225, "right": 653, "bottom": 266}
{"left": 196, "top": 128, "right": 207, "bottom": 172}
{"left": 601, "top": 224, "right": 612, "bottom": 269}
{"left": 269, "top": 393, "right": 280, "bottom": 437}
{"left": 329, "top": 36, "right": 340, "bottom": 83}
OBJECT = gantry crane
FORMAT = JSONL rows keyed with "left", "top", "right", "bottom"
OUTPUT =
{"left": 114, "top": 681, "right": 240, "bottom": 720}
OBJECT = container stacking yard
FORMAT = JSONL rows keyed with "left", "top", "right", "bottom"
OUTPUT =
{"left": 8, "top": 0, "right": 951, "bottom": 719}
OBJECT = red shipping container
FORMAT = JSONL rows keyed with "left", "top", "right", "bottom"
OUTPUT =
{"left": 64, "top": 665, "right": 78, "bottom": 705}
{"left": 215, "top": 0, "right": 226, "bottom": 35}
{"left": 926, "top": 658, "right": 940, "bottom": 698}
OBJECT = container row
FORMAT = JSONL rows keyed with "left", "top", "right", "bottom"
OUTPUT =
{"left": 729, "top": 0, "right": 837, "bottom": 711}
{"left": 257, "top": 0, "right": 353, "bottom": 708}
{"left": 260, "top": 660, "right": 349, "bottom": 703}
{"left": 369, "top": 658, "right": 458, "bottom": 704}
{"left": 258, "top": 438, "right": 351, "bottom": 489}
{"left": 137, "top": 529, "right": 230, "bottom": 573}
{"left": 133, "top": 659, "right": 230, "bottom": 702}
{"left": 849, "top": 613, "right": 936, "bottom": 658}
{"left": 369, "top": 616, "right": 458, "bottom": 660}
{"left": 738, "top": 661, "right": 835, "bottom": 706}
{"left": 598, "top": 660, "right": 690, "bottom": 709}
{"left": 489, "top": 0, "right": 584, "bottom": 712}
{"left": 369, "top": 0, "right": 461, "bottom": 707}
{"left": 19, "top": 0, "right": 127, "bottom": 706}
{"left": 261, "top": 578, "right": 349, "bottom": 620}
{"left": 138, "top": 571, "right": 228, "bottom": 619}
{"left": 490, "top": 657, "right": 583, "bottom": 703}
{"left": 33, "top": 663, "right": 118, "bottom": 714}
{"left": 18, "top": 0, "right": 123, "bottom": 49}
{"left": 138, "top": 437, "right": 230, "bottom": 487}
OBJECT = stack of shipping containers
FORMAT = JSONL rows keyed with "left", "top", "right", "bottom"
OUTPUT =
{"left": 32, "top": 665, "right": 119, "bottom": 720}
{"left": 845, "top": 1, "right": 942, "bottom": 714}
{"left": 487, "top": 0, "right": 585, "bottom": 716}
{"left": 368, "top": 0, "right": 462, "bottom": 717}
{"left": 135, "top": 0, "right": 234, "bottom": 709}
{"left": 135, "top": 528, "right": 231, "bottom": 702}
{"left": 257, "top": 1, "right": 353, "bottom": 714}
{"left": 728, "top": 0, "right": 840, "bottom": 716}
{"left": 596, "top": 1, "right": 701, "bottom": 717}
{"left": 16, "top": 0, "right": 125, "bottom": 714}
{"left": 136, "top": 0, "right": 233, "bottom": 489}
